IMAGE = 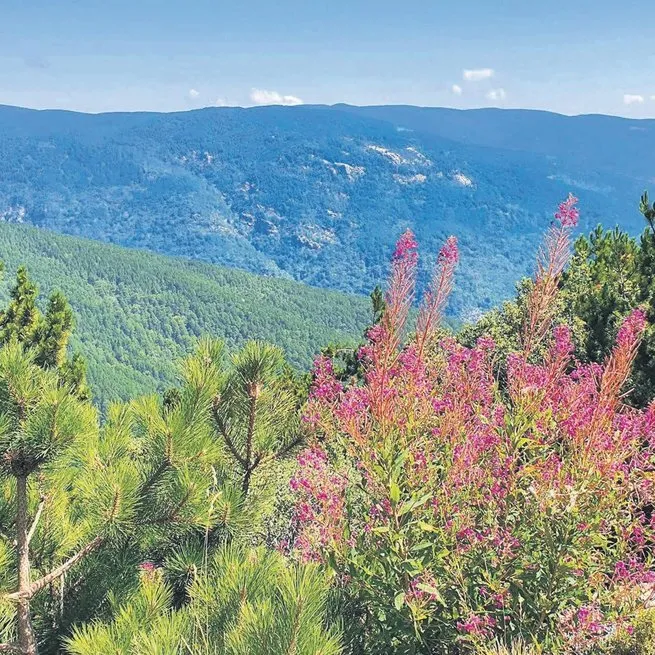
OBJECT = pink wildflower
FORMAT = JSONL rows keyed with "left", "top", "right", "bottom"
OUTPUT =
{"left": 309, "top": 356, "right": 342, "bottom": 402}
{"left": 438, "top": 235, "right": 459, "bottom": 265}
{"left": 393, "top": 229, "right": 419, "bottom": 261}
{"left": 616, "top": 307, "right": 647, "bottom": 349}
{"left": 457, "top": 613, "right": 496, "bottom": 637}
{"left": 555, "top": 193, "right": 580, "bottom": 228}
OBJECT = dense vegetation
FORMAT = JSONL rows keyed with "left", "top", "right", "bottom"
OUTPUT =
{"left": 0, "top": 222, "right": 372, "bottom": 407}
{"left": 2, "top": 193, "right": 655, "bottom": 654}
{"left": 1, "top": 104, "right": 653, "bottom": 315}
{"left": 462, "top": 191, "right": 655, "bottom": 407}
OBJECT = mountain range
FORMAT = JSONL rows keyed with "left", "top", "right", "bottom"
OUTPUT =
{"left": 1, "top": 103, "right": 654, "bottom": 317}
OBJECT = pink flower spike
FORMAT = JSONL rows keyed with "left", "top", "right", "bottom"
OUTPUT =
{"left": 393, "top": 229, "right": 419, "bottom": 262}
{"left": 554, "top": 193, "right": 580, "bottom": 228}
{"left": 438, "top": 236, "right": 459, "bottom": 266}
{"left": 616, "top": 307, "right": 647, "bottom": 349}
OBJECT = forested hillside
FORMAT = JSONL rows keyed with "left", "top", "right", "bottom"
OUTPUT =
{"left": 0, "top": 222, "right": 371, "bottom": 405}
{"left": 1, "top": 103, "right": 653, "bottom": 316}
{"left": 3, "top": 194, "right": 655, "bottom": 655}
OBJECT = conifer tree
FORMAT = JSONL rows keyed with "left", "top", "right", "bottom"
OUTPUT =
{"left": 0, "top": 267, "right": 89, "bottom": 399}
{"left": 0, "top": 267, "right": 40, "bottom": 346}
{"left": 30, "top": 292, "right": 73, "bottom": 370}
{"left": 211, "top": 340, "right": 303, "bottom": 498}
{"left": 0, "top": 339, "right": 241, "bottom": 654}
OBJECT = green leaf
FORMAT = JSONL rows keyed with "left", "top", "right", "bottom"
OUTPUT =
{"left": 416, "top": 583, "right": 446, "bottom": 605}
{"left": 389, "top": 482, "right": 401, "bottom": 505}
{"left": 394, "top": 592, "right": 405, "bottom": 610}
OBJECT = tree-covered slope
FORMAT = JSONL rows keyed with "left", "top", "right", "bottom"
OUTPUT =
{"left": 0, "top": 222, "right": 372, "bottom": 406}
{"left": 0, "top": 103, "right": 653, "bottom": 317}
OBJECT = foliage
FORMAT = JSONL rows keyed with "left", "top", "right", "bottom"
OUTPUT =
{"left": 561, "top": 210, "right": 655, "bottom": 407}
{"left": 0, "top": 222, "right": 372, "bottom": 409}
{"left": 475, "top": 640, "right": 541, "bottom": 655}
{"left": 0, "top": 337, "right": 251, "bottom": 653}
{"left": 0, "top": 266, "right": 89, "bottom": 398}
{"left": 587, "top": 608, "right": 655, "bottom": 655}
{"left": 462, "top": 192, "right": 655, "bottom": 407}
{"left": 210, "top": 340, "right": 304, "bottom": 498}
{"left": 65, "top": 543, "right": 342, "bottom": 655}
{"left": 290, "top": 197, "right": 655, "bottom": 654}
{"left": 5, "top": 185, "right": 655, "bottom": 654}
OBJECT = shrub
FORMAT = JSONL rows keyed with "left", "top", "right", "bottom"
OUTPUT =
{"left": 65, "top": 543, "right": 342, "bottom": 655}
{"left": 588, "top": 608, "right": 655, "bottom": 655}
{"left": 290, "top": 196, "right": 655, "bottom": 654}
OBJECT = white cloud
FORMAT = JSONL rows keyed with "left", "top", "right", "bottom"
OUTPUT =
{"left": 624, "top": 94, "right": 644, "bottom": 105}
{"left": 486, "top": 88, "right": 506, "bottom": 101}
{"left": 214, "top": 97, "right": 228, "bottom": 107}
{"left": 188, "top": 88, "right": 200, "bottom": 99}
{"left": 250, "top": 88, "right": 303, "bottom": 106}
{"left": 463, "top": 68, "right": 494, "bottom": 82}
{"left": 451, "top": 84, "right": 463, "bottom": 96}
{"left": 651, "top": 95, "right": 655, "bottom": 101}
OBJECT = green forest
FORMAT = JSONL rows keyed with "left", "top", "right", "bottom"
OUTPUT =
{"left": 0, "top": 222, "right": 372, "bottom": 408}
{"left": 3, "top": 193, "right": 655, "bottom": 655}
{"left": 2, "top": 103, "right": 652, "bottom": 318}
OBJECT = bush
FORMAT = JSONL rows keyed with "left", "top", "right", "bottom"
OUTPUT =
{"left": 289, "top": 196, "right": 655, "bottom": 654}
{"left": 588, "top": 608, "right": 655, "bottom": 655}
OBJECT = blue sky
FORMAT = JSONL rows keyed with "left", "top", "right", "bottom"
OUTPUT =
{"left": 1, "top": 0, "right": 653, "bottom": 116}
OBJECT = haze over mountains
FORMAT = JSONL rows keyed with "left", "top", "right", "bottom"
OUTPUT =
{"left": 1, "top": 102, "right": 654, "bottom": 316}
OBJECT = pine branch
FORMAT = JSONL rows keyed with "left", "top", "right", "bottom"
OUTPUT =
{"left": 26, "top": 497, "right": 45, "bottom": 546}
{"left": 246, "top": 393, "right": 257, "bottom": 470}
{"left": 5, "top": 536, "right": 104, "bottom": 601}
{"left": 212, "top": 399, "right": 247, "bottom": 469}
{"left": 140, "top": 459, "right": 170, "bottom": 498}
{"left": 274, "top": 434, "right": 304, "bottom": 460}
{"left": 220, "top": 425, "right": 247, "bottom": 469}
{"left": 0, "top": 643, "right": 21, "bottom": 653}
{"left": 241, "top": 392, "right": 258, "bottom": 495}
{"left": 143, "top": 487, "right": 193, "bottom": 526}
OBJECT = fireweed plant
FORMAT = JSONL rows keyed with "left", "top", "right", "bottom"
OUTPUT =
{"left": 289, "top": 195, "right": 655, "bottom": 654}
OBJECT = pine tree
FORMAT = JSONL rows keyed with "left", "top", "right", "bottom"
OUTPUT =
{"left": 64, "top": 543, "right": 342, "bottom": 655}
{"left": 0, "top": 340, "right": 242, "bottom": 654}
{"left": 0, "top": 268, "right": 89, "bottom": 399}
{"left": 0, "top": 267, "right": 40, "bottom": 347}
{"left": 30, "top": 291, "right": 73, "bottom": 370}
{"left": 211, "top": 340, "right": 303, "bottom": 498}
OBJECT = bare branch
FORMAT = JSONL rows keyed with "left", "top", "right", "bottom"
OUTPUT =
{"left": 0, "top": 643, "right": 21, "bottom": 653}
{"left": 26, "top": 497, "right": 45, "bottom": 546}
{"left": 5, "top": 536, "right": 104, "bottom": 602}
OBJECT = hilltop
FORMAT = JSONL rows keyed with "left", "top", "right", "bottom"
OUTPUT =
{"left": 0, "top": 103, "right": 653, "bottom": 316}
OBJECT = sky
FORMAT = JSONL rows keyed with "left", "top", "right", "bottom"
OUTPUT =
{"left": 0, "top": 0, "right": 654, "bottom": 117}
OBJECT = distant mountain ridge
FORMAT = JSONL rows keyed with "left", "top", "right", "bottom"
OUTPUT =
{"left": 1, "top": 103, "right": 653, "bottom": 315}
